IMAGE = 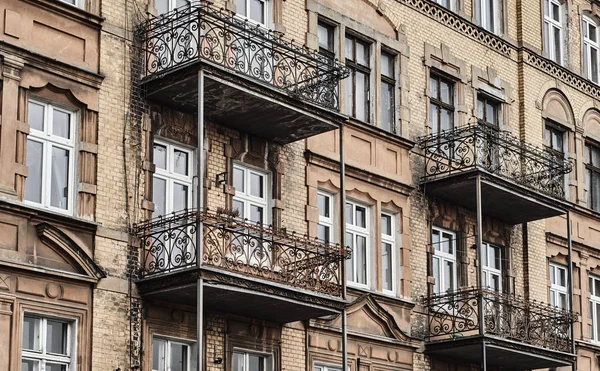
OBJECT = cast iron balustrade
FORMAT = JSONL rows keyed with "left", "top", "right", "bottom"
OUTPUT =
{"left": 138, "top": 3, "right": 349, "bottom": 111}
{"left": 423, "top": 288, "right": 577, "bottom": 353}
{"left": 417, "top": 125, "right": 573, "bottom": 199}
{"left": 134, "top": 209, "right": 350, "bottom": 297}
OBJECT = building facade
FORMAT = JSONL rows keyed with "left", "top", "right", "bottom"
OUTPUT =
{"left": 0, "top": 0, "right": 599, "bottom": 370}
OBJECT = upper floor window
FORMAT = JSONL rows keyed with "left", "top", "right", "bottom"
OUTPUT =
{"left": 234, "top": 0, "right": 269, "bottom": 27}
{"left": 545, "top": 124, "right": 565, "bottom": 158}
{"left": 585, "top": 142, "right": 600, "bottom": 212}
{"left": 317, "top": 192, "right": 334, "bottom": 243}
{"left": 380, "top": 51, "right": 396, "bottom": 133}
{"left": 590, "top": 275, "right": 600, "bottom": 342}
{"left": 544, "top": 0, "right": 565, "bottom": 65}
{"left": 152, "top": 337, "right": 191, "bottom": 371}
{"left": 233, "top": 349, "right": 273, "bottom": 371}
{"left": 381, "top": 213, "right": 396, "bottom": 293}
{"left": 584, "top": 16, "right": 600, "bottom": 84}
{"left": 432, "top": 0, "right": 456, "bottom": 11}
{"left": 346, "top": 201, "right": 369, "bottom": 287}
{"left": 25, "top": 100, "right": 76, "bottom": 215}
{"left": 152, "top": 140, "right": 194, "bottom": 218}
{"left": 22, "top": 315, "right": 75, "bottom": 371}
{"left": 476, "top": 0, "right": 503, "bottom": 34}
{"left": 59, "top": 0, "right": 85, "bottom": 9}
{"left": 156, "top": 0, "right": 191, "bottom": 15}
{"left": 432, "top": 226, "right": 457, "bottom": 294}
{"left": 318, "top": 21, "right": 335, "bottom": 60}
{"left": 233, "top": 164, "right": 270, "bottom": 224}
{"left": 482, "top": 243, "right": 502, "bottom": 292}
{"left": 549, "top": 263, "right": 568, "bottom": 310}
{"left": 429, "top": 74, "right": 455, "bottom": 135}
{"left": 477, "top": 94, "right": 502, "bottom": 129}
{"left": 345, "top": 35, "right": 371, "bottom": 122}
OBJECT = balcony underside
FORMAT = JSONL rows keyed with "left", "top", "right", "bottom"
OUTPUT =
{"left": 421, "top": 170, "right": 566, "bottom": 224}
{"left": 144, "top": 64, "right": 340, "bottom": 145}
{"left": 137, "top": 267, "right": 345, "bottom": 323}
{"left": 426, "top": 336, "right": 573, "bottom": 369}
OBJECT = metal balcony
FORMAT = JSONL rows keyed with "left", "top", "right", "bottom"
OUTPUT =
{"left": 138, "top": 4, "right": 349, "bottom": 144}
{"left": 133, "top": 209, "right": 350, "bottom": 322}
{"left": 422, "top": 288, "right": 577, "bottom": 369}
{"left": 417, "top": 125, "right": 573, "bottom": 224}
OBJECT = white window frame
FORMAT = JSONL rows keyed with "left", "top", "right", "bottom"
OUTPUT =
{"left": 544, "top": 0, "right": 565, "bottom": 65}
{"left": 590, "top": 275, "right": 600, "bottom": 343}
{"left": 25, "top": 99, "right": 76, "bottom": 216}
{"left": 232, "top": 348, "right": 273, "bottom": 371}
{"left": 584, "top": 16, "right": 600, "bottom": 84}
{"left": 550, "top": 262, "right": 569, "bottom": 310}
{"left": 477, "top": 0, "right": 502, "bottom": 34}
{"left": 152, "top": 336, "right": 192, "bottom": 371}
{"left": 431, "top": 226, "right": 457, "bottom": 294}
{"left": 58, "top": 0, "right": 85, "bottom": 9}
{"left": 481, "top": 242, "right": 502, "bottom": 292}
{"left": 234, "top": 0, "right": 270, "bottom": 28}
{"left": 346, "top": 200, "right": 370, "bottom": 289}
{"left": 314, "top": 363, "right": 342, "bottom": 371}
{"left": 153, "top": 139, "right": 195, "bottom": 218}
{"left": 156, "top": 0, "right": 191, "bottom": 14}
{"left": 21, "top": 314, "right": 77, "bottom": 371}
{"left": 317, "top": 191, "right": 334, "bottom": 243}
{"left": 381, "top": 212, "right": 396, "bottom": 295}
{"left": 232, "top": 163, "right": 270, "bottom": 225}
{"left": 432, "top": 0, "right": 456, "bottom": 12}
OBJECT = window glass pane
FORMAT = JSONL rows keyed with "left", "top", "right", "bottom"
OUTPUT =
{"left": 594, "top": 173, "right": 600, "bottom": 211}
{"left": 175, "top": 0, "right": 189, "bottom": 8}
{"left": 233, "top": 352, "right": 245, "bottom": 371}
{"left": 25, "top": 140, "right": 44, "bottom": 204}
{"left": 591, "top": 23, "right": 598, "bottom": 43}
{"left": 486, "top": 101, "right": 497, "bottom": 125}
{"left": 318, "top": 194, "right": 330, "bottom": 217}
{"left": 318, "top": 224, "right": 330, "bottom": 243}
{"left": 173, "top": 183, "right": 188, "bottom": 212}
{"left": 153, "top": 178, "right": 167, "bottom": 217}
{"left": 173, "top": 150, "right": 189, "bottom": 176}
{"left": 22, "top": 317, "right": 40, "bottom": 351}
{"left": 485, "top": 0, "right": 494, "bottom": 31}
{"left": 430, "top": 77, "right": 438, "bottom": 99}
{"left": 356, "top": 72, "right": 367, "bottom": 121}
{"left": 432, "top": 230, "right": 440, "bottom": 251}
{"left": 443, "top": 260, "right": 454, "bottom": 291}
{"left": 550, "top": 266, "right": 556, "bottom": 284}
{"left": 53, "top": 110, "right": 71, "bottom": 139}
{"left": 345, "top": 37, "right": 353, "bottom": 60}
{"left": 551, "top": 3, "right": 559, "bottom": 22}
{"left": 477, "top": 97, "right": 485, "bottom": 120}
{"left": 550, "top": 292, "right": 556, "bottom": 307}
{"left": 318, "top": 24, "right": 332, "bottom": 51}
{"left": 587, "top": 169, "right": 592, "bottom": 208}
{"left": 441, "top": 233, "right": 452, "bottom": 254}
{"left": 357, "top": 235, "right": 367, "bottom": 284}
{"left": 596, "top": 303, "right": 600, "bottom": 340}
{"left": 233, "top": 167, "right": 245, "bottom": 193}
{"left": 592, "top": 48, "right": 599, "bottom": 83}
{"left": 250, "top": 0, "right": 265, "bottom": 24}
{"left": 381, "top": 82, "right": 394, "bottom": 132}
{"left": 593, "top": 146, "right": 600, "bottom": 165}
{"left": 558, "top": 267, "right": 566, "bottom": 286}
{"left": 382, "top": 242, "right": 392, "bottom": 291}
{"left": 346, "top": 233, "right": 354, "bottom": 282}
{"left": 430, "top": 104, "right": 439, "bottom": 134}
{"left": 355, "top": 206, "right": 366, "bottom": 228}
{"left": 170, "top": 343, "right": 188, "bottom": 371}
{"left": 490, "top": 274, "right": 500, "bottom": 291}
{"left": 154, "top": 144, "right": 167, "bottom": 170}
{"left": 50, "top": 147, "right": 70, "bottom": 209}
{"left": 250, "top": 173, "right": 264, "bottom": 198}
{"left": 440, "top": 80, "right": 451, "bottom": 104}
{"left": 28, "top": 102, "right": 45, "bottom": 131}
{"left": 356, "top": 41, "right": 368, "bottom": 66}
{"left": 381, "top": 214, "right": 392, "bottom": 236}
{"left": 559, "top": 293, "right": 567, "bottom": 309}
{"left": 595, "top": 278, "right": 600, "bottom": 299}
{"left": 234, "top": 0, "right": 247, "bottom": 17}
{"left": 590, "top": 277, "right": 595, "bottom": 296}
{"left": 250, "top": 205, "right": 264, "bottom": 224}
{"left": 441, "top": 109, "right": 452, "bottom": 132}
{"left": 433, "top": 257, "right": 440, "bottom": 293}
{"left": 346, "top": 71, "right": 354, "bottom": 116}
{"left": 21, "top": 360, "right": 38, "bottom": 371}
{"left": 233, "top": 200, "right": 244, "bottom": 218}
{"left": 553, "top": 26, "right": 561, "bottom": 63}
{"left": 248, "top": 354, "right": 264, "bottom": 371}
{"left": 46, "top": 320, "right": 67, "bottom": 355}
{"left": 381, "top": 53, "right": 394, "bottom": 78}
{"left": 544, "top": 0, "right": 549, "bottom": 18}
{"left": 156, "top": 0, "right": 169, "bottom": 14}
{"left": 152, "top": 339, "right": 165, "bottom": 371}
{"left": 46, "top": 363, "right": 66, "bottom": 371}
{"left": 345, "top": 203, "right": 353, "bottom": 225}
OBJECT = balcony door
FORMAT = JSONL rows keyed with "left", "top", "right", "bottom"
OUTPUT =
{"left": 152, "top": 140, "right": 195, "bottom": 272}
{"left": 481, "top": 242, "right": 504, "bottom": 335}
{"left": 476, "top": 94, "right": 503, "bottom": 172}
{"left": 482, "top": 242, "right": 502, "bottom": 292}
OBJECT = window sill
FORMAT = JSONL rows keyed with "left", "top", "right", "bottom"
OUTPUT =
{"left": 345, "top": 119, "right": 415, "bottom": 149}
{"left": 23, "top": 0, "right": 104, "bottom": 27}
{"left": 0, "top": 198, "right": 100, "bottom": 230}
{"left": 347, "top": 286, "right": 416, "bottom": 308}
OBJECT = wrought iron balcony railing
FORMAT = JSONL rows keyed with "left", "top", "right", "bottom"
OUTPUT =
{"left": 134, "top": 209, "right": 350, "bottom": 297}
{"left": 417, "top": 125, "right": 573, "bottom": 199}
{"left": 138, "top": 4, "right": 349, "bottom": 111}
{"left": 422, "top": 288, "right": 577, "bottom": 353}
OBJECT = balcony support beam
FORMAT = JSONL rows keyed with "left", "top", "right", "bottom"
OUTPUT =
{"left": 197, "top": 68, "right": 205, "bottom": 371}
{"left": 339, "top": 124, "right": 348, "bottom": 371}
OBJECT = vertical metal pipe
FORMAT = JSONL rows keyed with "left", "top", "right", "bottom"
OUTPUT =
{"left": 197, "top": 69, "right": 205, "bottom": 371}
{"left": 482, "top": 342, "right": 487, "bottom": 371}
{"left": 339, "top": 124, "right": 348, "bottom": 371}
{"left": 567, "top": 211, "right": 575, "bottom": 358}
{"left": 476, "top": 175, "right": 484, "bottom": 336}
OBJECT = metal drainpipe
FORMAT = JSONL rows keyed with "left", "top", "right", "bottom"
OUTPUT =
{"left": 339, "top": 124, "right": 348, "bottom": 371}
{"left": 197, "top": 68, "right": 205, "bottom": 371}
{"left": 567, "top": 211, "right": 575, "bottom": 369}
{"left": 475, "top": 175, "right": 485, "bottom": 371}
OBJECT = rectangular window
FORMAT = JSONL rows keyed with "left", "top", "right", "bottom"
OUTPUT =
{"left": 234, "top": 0, "right": 269, "bottom": 26}
{"left": 545, "top": 124, "right": 565, "bottom": 157}
{"left": 432, "top": 0, "right": 455, "bottom": 11}
{"left": 317, "top": 192, "right": 334, "bottom": 243}
{"left": 26, "top": 100, "right": 76, "bottom": 214}
{"left": 431, "top": 227, "right": 457, "bottom": 294}
{"left": 318, "top": 21, "right": 335, "bottom": 60}
{"left": 152, "top": 140, "right": 194, "bottom": 218}
{"left": 544, "top": 0, "right": 564, "bottom": 64}
{"left": 345, "top": 34, "right": 371, "bottom": 122}
{"left": 550, "top": 263, "right": 568, "bottom": 310}
{"left": 314, "top": 364, "right": 341, "bottom": 371}
{"left": 346, "top": 201, "right": 369, "bottom": 287}
{"left": 380, "top": 51, "right": 396, "bottom": 133}
{"left": 22, "top": 315, "right": 75, "bottom": 371}
{"left": 482, "top": 243, "right": 502, "bottom": 292}
{"left": 590, "top": 275, "right": 600, "bottom": 342}
{"left": 381, "top": 213, "right": 395, "bottom": 293}
{"left": 232, "top": 164, "right": 270, "bottom": 224}
{"left": 233, "top": 350, "right": 273, "bottom": 371}
{"left": 152, "top": 337, "right": 191, "bottom": 371}
{"left": 584, "top": 17, "right": 600, "bottom": 84}
{"left": 429, "top": 74, "right": 455, "bottom": 136}
{"left": 477, "top": 0, "right": 502, "bottom": 34}
{"left": 156, "top": 0, "right": 191, "bottom": 14}
{"left": 585, "top": 142, "right": 600, "bottom": 212}
{"left": 477, "top": 94, "right": 502, "bottom": 129}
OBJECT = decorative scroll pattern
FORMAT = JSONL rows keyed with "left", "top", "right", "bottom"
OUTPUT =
{"left": 397, "top": 0, "right": 512, "bottom": 56}
{"left": 134, "top": 209, "right": 350, "bottom": 297}
{"left": 417, "top": 125, "right": 573, "bottom": 199}
{"left": 138, "top": 4, "right": 349, "bottom": 111}
{"left": 423, "top": 288, "right": 577, "bottom": 353}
